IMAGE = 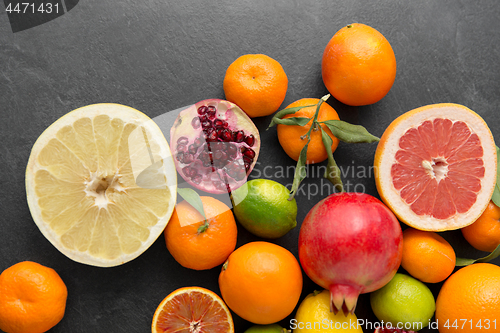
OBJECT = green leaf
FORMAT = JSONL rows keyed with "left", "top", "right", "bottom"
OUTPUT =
{"left": 320, "top": 128, "right": 344, "bottom": 192}
{"left": 289, "top": 142, "right": 309, "bottom": 200}
{"left": 177, "top": 187, "right": 206, "bottom": 220}
{"left": 321, "top": 120, "right": 380, "bottom": 143}
{"left": 456, "top": 243, "right": 500, "bottom": 266}
{"left": 267, "top": 104, "right": 316, "bottom": 129}
{"left": 271, "top": 117, "right": 311, "bottom": 127}
{"left": 491, "top": 145, "right": 500, "bottom": 207}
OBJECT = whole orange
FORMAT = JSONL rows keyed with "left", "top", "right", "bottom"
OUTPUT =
{"left": 401, "top": 228, "right": 456, "bottom": 283}
{"left": 164, "top": 196, "right": 237, "bottom": 270}
{"left": 0, "top": 261, "right": 68, "bottom": 333}
{"left": 218, "top": 241, "right": 303, "bottom": 324}
{"left": 461, "top": 201, "right": 500, "bottom": 252}
{"left": 322, "top": 23, "right": 397, "bottom": 106}
{"left": 435, "top": 263, "right": 500, "bottom": 333}
{"left": 277, "top": 98, "right": 340, "bottom": 164}
{"left": 223, "top": 54, "right": 288, "bottom": 118}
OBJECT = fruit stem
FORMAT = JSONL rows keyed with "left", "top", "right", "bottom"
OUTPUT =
{"left": 303, "top": 94, "right": 330, "bottom": 140}
{"left": 197, "top": 220, "right": 210, "bottom": 233}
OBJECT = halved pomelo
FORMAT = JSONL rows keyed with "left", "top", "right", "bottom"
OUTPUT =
{"left": 151, "top": 286, "right": 234, "bottom": 333}
{"left": 26, "top": 104, "right": 177, "bottom": 267}
{"left": 374, "top": 103, "right": 496, "bottom": 231}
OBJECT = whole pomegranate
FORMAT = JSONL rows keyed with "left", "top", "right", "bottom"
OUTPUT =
{"left": 170, "top": 99, "right": 260, "bottom": 194}
{"left": 298, "top": 192, "right": 403, "bottom": 315}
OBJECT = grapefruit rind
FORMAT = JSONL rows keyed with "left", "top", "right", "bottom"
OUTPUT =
{"left": 374, "top": 103, "right": 496, "bottom": 231}
{"left": 26, "top": 103, "right": 177, "bottom": 267}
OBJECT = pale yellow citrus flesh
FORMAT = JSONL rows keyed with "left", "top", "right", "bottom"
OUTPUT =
{"left": 26, "top": 104, "right": 177, "bottom": 267}
{"left": 374, "top": 103, "right": 496, "bottom": 231}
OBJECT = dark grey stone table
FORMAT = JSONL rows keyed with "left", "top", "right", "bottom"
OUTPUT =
{"left": 1, "top": 1, "right": 499, "bottom": 332}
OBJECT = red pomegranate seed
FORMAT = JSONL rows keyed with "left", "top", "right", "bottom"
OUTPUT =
{"left": 207, "top": 130, "right": 218, "bottom": 142}
{"left": 191, "top": 117, "right": 201, "bottom": 129}
{"left": 243, "top": 148, "right": 255, "bottom": 159}
{"left": 201, "top": 120, "right": 212, "bottom": 128}
{"left": 188, "top": 144, "right": 197, "bottom": 154}
{"left": 213, "top": 119, "right": 224, "bottom": 128}
{"left": 192, "top": 174, "right": 202, "bottom": 184}
{"left": 197, "top": 106, "right": 208, "bottom": 115}
{"left": 233, "top": 130, "right": 245, "bottom": 143}
{"left": 220, "top": 129, "right": 233, "bottom": 142}
{"left": 244, "top": 134, "right": 255, "bottom": 147}
{"left": 177, "top": 137, "right": 189, "bottom": 145}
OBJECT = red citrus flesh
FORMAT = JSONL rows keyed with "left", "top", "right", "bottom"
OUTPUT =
{"left": 152, "top": 287, "right": 233, "bottom": 333}
{"left": 392, "top": 118, "right": 485, "bottom": 220}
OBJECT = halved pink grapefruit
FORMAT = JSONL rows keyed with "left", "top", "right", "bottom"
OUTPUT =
{"left": 374, "top": 103, "right": 496, "bottom": 231}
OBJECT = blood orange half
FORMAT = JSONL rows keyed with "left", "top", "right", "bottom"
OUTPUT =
{"left": 151, "top": 286, "right": 234, "bottom": 333}
{"left": 374, "top": 103, "right": 496, "bottom": 231}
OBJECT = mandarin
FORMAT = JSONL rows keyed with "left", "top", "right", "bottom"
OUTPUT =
{"left": 322, "top": 23, "right": 396, "bottom": 106}
{"left": 218, "top": 241, "right": 302, "bottom": 325}
{"left": 0, "top": 261, "right": 68, "bottom": 333}
{"left": 277, "top": 98, "right": 340, "bottom": 164}
{"left": 223, "top": 54, "right": 288, "bottom": 118}
{"left": 164, "top": 196, "right": 237, "bottom": 271}
{"left": 461, "top": 200, "right": 500, "bottom": 252}
{"left": 401, "top": 228, "right": 456, "bottom": 283}
{"left": 435, "top": 263, "right": 500, "bottom": 333}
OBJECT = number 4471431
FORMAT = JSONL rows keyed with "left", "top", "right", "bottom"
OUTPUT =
{"left": 443, "top": 319, "right": 497, "bottom": 330}
{"left": 5, "top": 2, "right": 60, "bottom": 14}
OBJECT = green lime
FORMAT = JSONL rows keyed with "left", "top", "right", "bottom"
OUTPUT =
{"left": 244, "top": 324, "right": 288, "bottom": 333}
{"left": 231, "top": 179, "right": 297, "bottom": 239}
{"left": 370, "top": 273, "right": 436, "bottom": 331}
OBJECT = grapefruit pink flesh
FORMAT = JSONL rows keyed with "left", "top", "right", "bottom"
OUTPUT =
{"left": 374, "top": 103, "right": 496, "bottom": 231}
{"left": 392, "top": 118, "right": 485, "bottom": 220}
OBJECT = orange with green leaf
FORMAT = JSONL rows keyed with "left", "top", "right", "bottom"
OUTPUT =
{"left": 268, "top": 95, "right": 380, "bottom": 198}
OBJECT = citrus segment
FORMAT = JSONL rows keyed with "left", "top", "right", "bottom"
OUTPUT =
{"left": 151, "top": 286, "right": 234, "bottom": 333}
{"left": 375, "top": 103, "right": 496, "bottom": 231}
{"left": 26, "top": 103, "right": 177, "bottom": 267}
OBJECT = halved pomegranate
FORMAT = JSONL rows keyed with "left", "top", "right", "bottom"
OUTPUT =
{"left": 170, "top": 99, "right": 260, "bottom": 194}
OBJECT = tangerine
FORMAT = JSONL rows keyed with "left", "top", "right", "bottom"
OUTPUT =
{"left": 0, "top": 261, "right": 68, "bottom": 333}
{"left": 277, "top": 98, "right": 340, "bottom": 164}
{"left": 218, "top": 241, "right": 303, "bottom": 325}
{"left": 322, "top": 23, "right": 396, "bottom": 106}
{"left": 435, "top": 263, "right": 500, "bottom": 333}
{"left": 401, "top": 228, "right": 456, "bottom": 283}
{"left": 164, "top": 196, "right": 237, "bottom": 270}
{"left": 223, "top": 54, "right": 288, "bottom": 118}
{"left": 461, "top": 200, "right": 500, "bottom": 252}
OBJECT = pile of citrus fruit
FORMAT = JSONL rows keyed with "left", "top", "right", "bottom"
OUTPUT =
{"left": 1, "top": 20, "right": 498, "bottom": 333}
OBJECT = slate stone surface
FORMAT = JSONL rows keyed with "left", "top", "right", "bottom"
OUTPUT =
{"left": 1, "top": 1, "right": 499, "bottom": 332}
